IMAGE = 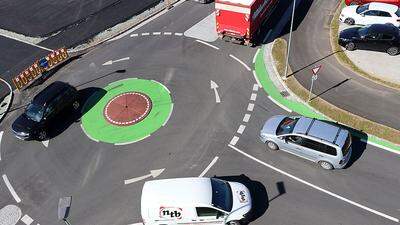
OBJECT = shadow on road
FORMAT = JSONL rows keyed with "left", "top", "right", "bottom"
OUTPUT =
{"left": 310, "top": 78, "right": 351, "bottom": 101}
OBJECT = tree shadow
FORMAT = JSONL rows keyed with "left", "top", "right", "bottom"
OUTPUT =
{"left": 214, "top": 175, "right": 285, "bottom": 224}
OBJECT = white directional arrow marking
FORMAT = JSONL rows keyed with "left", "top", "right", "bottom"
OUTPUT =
{"left": 210, "top": 80, "right": 221, "bottom": 103}
{"left": 102, "top": 57, "right": 130, "bottom": 66}
{"left": 42, "top": 140, "right": 49, "bottom": 148}
{"left": 124, "top": 168, "right": 165, "bottom": 185}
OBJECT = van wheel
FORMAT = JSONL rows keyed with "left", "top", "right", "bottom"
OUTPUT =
{"left": 73, "top": 101, "right": 80, "bottom": 110}
{"left": 319, "top": 161, "right": 334, "bottom": 170}
{"left": 228, "top": 220, "right": 241, "bottom": 225}
{"left": 345, "top": 42, "right": 355, "bottom": 51}
{"left": 344, "top": 18, "right": 355, "bottom": 25}
{"left": 387, "top": 47, "right": 399, "bottom": 56}
{"left": 266, "top": 141, "right": 279, "bottom": 151}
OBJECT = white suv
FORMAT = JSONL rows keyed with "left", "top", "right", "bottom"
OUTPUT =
{"left": 340, "top": 2, "right": 400, "bottom": 26}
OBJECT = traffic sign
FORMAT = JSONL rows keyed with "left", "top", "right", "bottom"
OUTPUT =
{"left": 312, "top": 65, "right": 322, "bottom": 75}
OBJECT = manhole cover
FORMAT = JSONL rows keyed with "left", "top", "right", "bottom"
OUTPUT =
{"left": 0, "top": 205, "right": 21, "bottom": 225}
{"left": 103, "top": 92, "right": 152, "bottom": 126}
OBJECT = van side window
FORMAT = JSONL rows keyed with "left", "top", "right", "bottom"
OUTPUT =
{"left": 196, "top": 207, "right": 219, "bottom": 217}
{"left": 301, "top": 138, "right": 337, "bottom": 156}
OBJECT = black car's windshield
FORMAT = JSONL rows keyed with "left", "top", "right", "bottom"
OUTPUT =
{"left": 210, "top": 178, "right": 233, "bottom": 212}
{"left": 358, "top": 25, "right": 371, "bottom": 37}
{"left": 276, "top": 117, "right": 299, "bottom": 135}
{"left": 356, "top": 4, "right": 369, "bottom": 14}
{"left": 25, "top": 103, "right": 44, "bottom": 122}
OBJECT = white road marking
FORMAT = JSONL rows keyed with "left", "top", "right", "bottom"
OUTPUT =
{"left": 163, "top": 32, "right": 172, "bottom": 35}
{"left": 229, "top": 136, "right": 240, "bottom": 146}
{"left": 130, "top": 34, "right": 138, "bottom": 37}
{"left": 0, "top": 131, "right": 3, "bottom": 161}
{"left": 228, "top": 144, "right": 400, "bottom": 223}
{"left": 128, "top": 223, "right": 143, "bottom": 225}
{"left": 195, "top": 40, "right": 220, "bottom": 50}
{"left": 252, "top": 70, "right": 262, "bottom": 88}
{"left": 0, "top": 33, "right": 53, "bottom": 52}
{"left": 41, "top": 140, "right": 49, "bottom": 148}
{"left": 247, "top": 103, "right": 254, "bottom": 112}
{"left": 253, "top": 48, "right": 261, "bottom": 64}
{"left": 103, "top": 57, "right": 130, "bottom": 66}
{"left": 152, "top": 80, "right": 171, "bottom": 94}
{"left": 80, "top": 124, "right": 99, "bottom": 142}
{"left": 153, "top": 32, "right": 161, "bottom": 35}
{"left": 21, "top": 214, "right": 33, "bottom": 225}
{"left": 174, "top": 33, "right": 183, "bottom": 36}
{"left": 141, "top": 33, "right": 150, "bottom": 36}
{"left": 163, "top": 103, "right": 174, "bottom": 127}
{"left": 361, "top": 139, "right": 400, "bottom": 156}
{"left": 2, "top": 175, "right": 21, "bottom": 203}
{"left": 199, "top": 156, "right": 219, "bottom": 177}
{"left": 252, "top": 84, "right": 259, "bottom": 91}
{"left": 250, "top": 93, "right": 257, "bottom": 101}
{"left": 210, "top": 80, "right": 221, "bottom": 103}
{"left": 124, "top": 168, "right": 165, "bottom": 184}
{"left": 114, "top": 134, "right": 150, "bottom": 146}
{"left": 229, "top": 54, "right": 251, "bottom": 71}
{"left": 267, "top": 96, "right": 292, "bottom": 113}
{"left": 237, "top": 125, "right": 246, "bottom": 134}
{"left": 243, "top": 114, "right": 251, "bottom": 123}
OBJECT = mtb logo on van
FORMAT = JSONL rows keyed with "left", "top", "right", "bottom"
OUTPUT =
{"left": 159, "top": 207, "right": 183, "bottom": 219}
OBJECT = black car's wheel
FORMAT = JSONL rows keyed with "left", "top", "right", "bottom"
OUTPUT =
{"left": 73, "top": 101, "right": 80, "bottom": 110}
{"left": 318, "top": 161, "right": 334, "bottom": 170}
{"left": 266, "top": 141, "right": 279, "bottom": 151}
{"left": 387, "top": 46, "right": 399, "bottom": 56}
{"left": 228, "top": 220, "right": 241, "bottom": 225}
{"left": 344, "top": 18, "right": 355, "bottom": 25}
{"left": 345, "top": 42, "right": 356, "bottom": 51}
{"left": 38, "top": 130, "right": 47, "bottom": 141}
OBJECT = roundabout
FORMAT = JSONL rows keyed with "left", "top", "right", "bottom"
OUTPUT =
{"left": 81, "top": 78, "right": 173, "bottom": 145}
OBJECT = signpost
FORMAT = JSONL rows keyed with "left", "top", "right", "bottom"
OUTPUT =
{"left": 308, "top": 65, "right": 322, "bottom": 102}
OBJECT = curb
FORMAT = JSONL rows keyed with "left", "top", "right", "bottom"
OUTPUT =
{"left": 0, "top": 78, "right": 14, "bottom": 124}
{"left": 254, "top": 45, "right": 400, "bottom": 154}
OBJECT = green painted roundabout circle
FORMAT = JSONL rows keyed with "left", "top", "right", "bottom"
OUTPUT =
{"left": 81, "top": 78, "right": 173, "bottom": 144}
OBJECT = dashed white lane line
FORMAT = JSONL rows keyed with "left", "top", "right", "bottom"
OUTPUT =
{"left": 237, "top": 125, "right": 246, "bottom": 134}
{"left": 130, "top": 34, "right": 138, "bottom": 37}
{"left": 0, "top": 131, "right": 3, "bottom": 161}
{"left": 195, "top": 40, "right": 220, "bottom": 50}
{"left": 141, "top": 33, "right": 150, "bottom": 36}
{"left": 2, "top": 175, "right": 21, "bottom": 203}
{"left": 247, "top": 103, "right": 255, "bottom": 112}
{"left": 253, "top": 48, "right": 261, "bottom": 64}
{"left": 243, "top": 114, "right": 251, "bottom": 123}
{"left": 252, "top": 84, "right": 259, "bottom": 92}
{"left": 228, "top": 144, "right": 400, "bottom": 223}
{"left": 163, "top": 32, "right": 172, "bottom": 35}
{"left": 21, "top": 215, "right": 33, "bottom": 225}
{"left": 252, "top": 70, "right": 262, "bottom": 88}
{"left": 229, "top": 136, "right": 240, "bottom": 146}
{"left": 250, "top": 93, "right": 257, "bottom": 101}
{"left": 199, "top": 156, "right": 219, "bottom": 177}
{"left": 267, "top": 96, "right": 292, "bottom": 113}
{"left": 174, "top": 33, "right": 183, "bottom": 36}
{"left": 229, "top": 54, "right": 251, "bottom": 71}
{"left": 153, "top": 32, "right": 161, "bottom": 35}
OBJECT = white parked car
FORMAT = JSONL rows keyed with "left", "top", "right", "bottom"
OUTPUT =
{"left": 340, "top": 2, "right": 400, "bottom": 26}
{"left": 141, "top": 177, "right": 252, "bottom": 225}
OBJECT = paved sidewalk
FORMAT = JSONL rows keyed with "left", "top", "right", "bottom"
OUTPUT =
{"left": 254, "top": 43, "right": 400, "bottom": 153}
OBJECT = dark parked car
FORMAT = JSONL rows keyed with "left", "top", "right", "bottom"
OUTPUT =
{"left": 339, "top": 23, "right": 400, "bottom": 55}
{"left": 12, "top": 81, "right": 79, "bottom": 140}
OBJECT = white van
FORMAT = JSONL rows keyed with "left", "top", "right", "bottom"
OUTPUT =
{"left": 141, "top": 177, "right": 252, "bottom": 225}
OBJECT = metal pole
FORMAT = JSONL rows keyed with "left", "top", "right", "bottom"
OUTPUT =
{"left": 283, "top": 0, "right": 296, "bottom": 79}
{"left": 308, "top": 76, "right": 314, "bottom": 102}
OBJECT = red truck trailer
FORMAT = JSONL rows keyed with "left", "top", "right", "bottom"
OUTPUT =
{"left": 215, "top": 0, "right": 279, "bottom": 46}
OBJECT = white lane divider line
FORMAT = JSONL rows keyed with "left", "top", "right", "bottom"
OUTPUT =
{"left": 229, "top": 136, "right": 240, "bottom": 146}
{"left": 229, "top": 54, "right": 251, "bottom": 71}
{"left": 0, "top": 131, "right": 3, "bottom": 161}
{"left": 195, "top": 40, "right": 220, "bottom": 50}
{"left": 163, "top": 32, "right": 172, "bottom": 35}
{"left": 130, "top": 34, "right": 138, "bottom": 37}
{"left": 228, "top": 144, "right": 400, "bottom": 223}
{"left": 128, "top": 223, "right": 144, "bottom": 225}
{"left": 243, "top": 114, "right": 251, "bottom": 123}
{"left": 21, "top": 214, "right": 33, "bottom": 225}
{"left": 267, "top": 96, "right": 292, "bottom": 113}
{"left": 174, "top": 33, "right": 183, "bottom": 36}
{"left": 252, "top": 70, "right": 262, "bottom": 88}
{"left": 2, "top": 175, "right": 21, "bottom": 203}
{"left": 237, "top": 125, "right": 246, "bottom": 134}
{"left": 247, "top": 103, "right": 255, "bottom": 112}
{"left": 141, "top": 33, "right": 150, "bottom": 36}
{"left": 250, "top": 93, "right": 257, "bottom": 101}
{"left": 360, "top": 139, "right": 400, "bottom": 156}
{"left": 252, "top": 84, "right": 259, "bottom": 92}
{"left": 199, "top": 156, "right": 219, "bottom": 177}
{"left": 253, "top": 48, "right": 261, "bottom": 64}
{"left": 153, "top": 32, "right": 161, "bottom": 35}
{"left": 0, "top": 34, "right": 53, "bottom": 52}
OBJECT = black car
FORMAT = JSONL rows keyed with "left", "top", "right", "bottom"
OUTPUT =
{"left": 12, "top": 81, "right": 79, "bottom": 140}
{"left": 338, "top": 23, "right": 400, "bottom": 55}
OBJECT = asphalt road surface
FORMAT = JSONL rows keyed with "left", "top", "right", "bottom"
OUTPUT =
{"left": 287, "top": 0, "right": 400, "bottom": 130}
{"left": 0, "top": 2, "right": 399, "bottom": 225}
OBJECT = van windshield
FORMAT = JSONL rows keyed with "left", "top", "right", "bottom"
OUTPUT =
{"left": 210, "top": 178, "right": 233, "bottom": 212}
{"left": 276, "top": 117, "right": 299, "bottom": 135}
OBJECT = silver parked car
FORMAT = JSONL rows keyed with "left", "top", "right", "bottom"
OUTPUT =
{"left": 260, "top": 115, "right": 352, "bottom": 170}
